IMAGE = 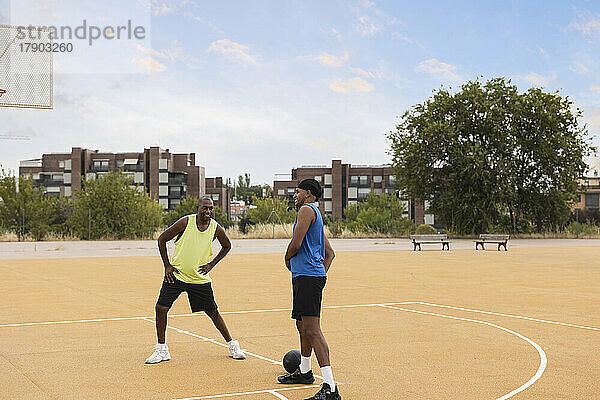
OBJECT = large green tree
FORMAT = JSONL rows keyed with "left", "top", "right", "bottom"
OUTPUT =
{"left": 226, "top": 173, "right": 270, "bottom": 203}
{"left": 0, "top": 171, "right": 67, "bottom": 240}
{"left": 68, "top": 172, "right": 163, "bottom": 239}
{"left": 246, "top": 195, "right": 296, "bottom": 224}
{"left": 388, "top": 78, "right": 593, "bottom": 234}
{"left": 343, "top": 193, "right": 413, "bottom": 235}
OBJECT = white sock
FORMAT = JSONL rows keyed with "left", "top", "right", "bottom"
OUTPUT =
{"left": 228, "top": 340, "right": 236, "bottom": 346}
{"left": 157, "top": 343, "right": 168, "bottom": 349}
{"left": 320, "top": 366, "right": 335, "bottom": 391}
{"left": 300, "top": 355, "right": 311, "bottom": 373}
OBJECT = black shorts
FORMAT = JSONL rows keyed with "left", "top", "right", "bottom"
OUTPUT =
{"left": 156, "top": 279, "right": 218, "bottom": 313}
{"left": 291, "top": 275, "right": 327, "bottom": 320}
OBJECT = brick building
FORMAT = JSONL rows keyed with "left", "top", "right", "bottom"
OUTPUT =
{"left": 273, "top": 159, "right": 430, "bottom": 224}
{"left": 19, "top": 147, "right": 229, "bottom": 212}
{"left": 574, "top": 175, "right": 600, "bottom": 210}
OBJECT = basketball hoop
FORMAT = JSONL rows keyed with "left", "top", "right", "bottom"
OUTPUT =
{"left": 0, "top": 89, "right": 5, "bottom": 97}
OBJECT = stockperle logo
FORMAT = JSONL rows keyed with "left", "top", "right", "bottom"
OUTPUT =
{"left": 16, "top": 20, "right": 147, "bottom": 46}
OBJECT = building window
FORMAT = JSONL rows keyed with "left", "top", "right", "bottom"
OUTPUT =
{"left": 324, "top": 174, "right": 332, "bottom": 185}
{"left": 170, "top": 199, "right": 181, "bottom": 208}
{"left": 64, "top": 173, "right": 71, "bottom": 184}
{"left": 52, "top": 173, "right": 63, "bottom": 182}
{"left": 324, "top": 201, "right": 332, "bottom": 212}
{"left": 278, "top": 189, "right": 285, "bottom": 195}
{"left": 348, "top": 200, "right": 357, "bottom": 205}
{"left": 58, "top": 161, "right": 64, "bottom": 168}
{"left": 46, "top": 187, "right": 60, "bottom": 193}
{"left": 64, "top": 159, "right": 72, "bottom": 170}
{"left": 211, "top": 193, "right": 220, "bottom": 201}
{"left": 159, "top": 185, "right": 168, "bottom": 196}
{"left": 348, "top": 187, "right": 358, "bottom": 199}
{"left": 159, "top": 199, "right": 168, "bottom": 208}
{"left": 388, "top": 175, "right": 396, "bottom": 184}
{"left": 374, "top": 188, "right": 382, "bottom": 195}
{"left": 159, "top": 172, "right": 168, "bottom": 183}
{"left": 350, "top": 175, "right": 358, "bottom": 184}
{"left": 64, "top": 186, "right": 72, "bottom": 197}
{"left": 93, "top": 160, "right": 109, "bottom": 170}
{"left": 323, "top": 187, "right": 332, "bottom": 199}
{"left": 359, "top": 175, "right": 368, "bottom": 185}
{"left": 585, "top": 193, "right": 599, "bottom": 209}
{"left": 314, "top": 176, "right": 322, "bottom": 183}
{"left": 159, "top": 158, "right": 168, "bottom": 170}
{"left": 287, "top": 188, "right": 295, "bottom": 194}
{"left": 116, "top": 160, "right": 124, "bottom": 168}
{"left": 134, "top": 172, "right": 144, "bottom": 184}
{"left": 86, "top": 173, "right": 96, "bottom": 181}
{"left": 358, "top": 188, "right": 370, "bottom": 199}
{"left": 373, "top": 175, "right": 382, "bottom": 183}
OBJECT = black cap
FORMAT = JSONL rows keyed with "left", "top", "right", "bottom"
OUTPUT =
{"left": 297, "top": 178, "right": 322, "bottom": 200}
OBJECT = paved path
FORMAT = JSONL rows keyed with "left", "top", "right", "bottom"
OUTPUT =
{"left": 0, "top": 238, "right": 599, "bottom": 259}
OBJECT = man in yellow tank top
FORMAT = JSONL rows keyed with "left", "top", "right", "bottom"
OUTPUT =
{"left": 145, "top": 196, "right": 246, "bottom": 363}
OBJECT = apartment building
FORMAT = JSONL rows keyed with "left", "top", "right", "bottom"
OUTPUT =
{"left": 19, "top": 147, "right": 229, "bottom": 212}
{"left": 273, "top": 159, "right": 429, "bottom": 224}
{"left": 574, "top": 175, "right": 600, "bottom": 210}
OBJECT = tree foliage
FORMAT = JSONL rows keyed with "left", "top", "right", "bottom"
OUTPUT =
{"left": 0, "top": 171, "right": 68, "bottom": 240}
{"left": 388, "top": 78, "right": 593, "bottom": 234}
{"left": 226, "top": 173, "right": 270, "bottom": 203}
{"left": 68, "top": 172, "right": 162, "bottom": 239}
{"left": 342, "top": 193, "right": 413, "bottom": 234}
{"left": 246, "top": 195, "right": 296, "bottom": 224}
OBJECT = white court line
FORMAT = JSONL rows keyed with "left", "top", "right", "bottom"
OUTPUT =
{"left": 410, "top": 301, "right": 600, "bottom": 332}
{"left": 380, "top": 305, "right": 547, "bottom": 400}
{"left": 172, "top": 385, "right": 321, "bottom": 400}
{"left": 140, "top": 317, "right": 290, "bottom": 368}
{"left": 268, "top": 390, "right": 289, "bottom": 400}
{"left": 0, "top": 302, "right": 417, "bottom": 328}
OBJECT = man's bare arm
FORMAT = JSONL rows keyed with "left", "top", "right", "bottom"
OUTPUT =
{"left": 284, "top": 206, "right": 315, "bottom": 269}
{"left": 323, "top": 234, "right": 335, "bottom": 272}
{"left": 199, "top": 224, "right": 231, "bottom": 274}
{"left": 157, "top": 217, "right": 187, "bottom": 283}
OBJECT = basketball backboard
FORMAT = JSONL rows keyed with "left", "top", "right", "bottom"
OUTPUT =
{"left": 0, "top": 24, "right": 53, "bottom": 109}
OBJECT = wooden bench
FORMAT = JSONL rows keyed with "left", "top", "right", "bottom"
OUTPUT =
{"left": 474, "top": 234, "right": 509, "bottom": 251}
{"left": 410, "top": 234, "right": 450, "bottom": 251}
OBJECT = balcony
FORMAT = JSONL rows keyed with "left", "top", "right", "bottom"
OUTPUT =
{"left": 169, "top": 173, "right": 187, "bottom": 185}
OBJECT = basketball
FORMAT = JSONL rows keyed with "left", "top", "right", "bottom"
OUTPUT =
{"left": 282, "top": 349, "right": 301, "bottom": 373}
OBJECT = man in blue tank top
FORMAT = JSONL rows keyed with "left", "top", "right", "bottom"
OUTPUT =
{"left": 278, "top": 179, "right": 341, "bottom": 400}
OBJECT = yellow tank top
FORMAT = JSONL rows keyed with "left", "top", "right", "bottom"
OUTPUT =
{"left": 171, "top": 215, "right": 217, "bottom": 284}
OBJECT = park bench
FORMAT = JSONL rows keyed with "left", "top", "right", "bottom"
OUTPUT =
{"left": 410, "top": 234, "right": 450, "bottom": 251}
{"left": 474, "top": 234, "right": 509, "bottom": 251}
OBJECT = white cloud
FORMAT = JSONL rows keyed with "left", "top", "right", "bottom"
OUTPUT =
{"left": 524, "top": 72, "right": 557, "bottom": 87}
{"left": 415, "top": 59, "right": 461, "bottom": 81}
{"left": 136, "top": 42, "right": 202, "bottom": 70}
{"left": 357, "top": 16, "right": 381, "bottom": 36}
{"left": 570, "top": 62, "right": 589, "bottom": 75}
{"left": 591, "top": 85, "right": 600, "bottom": 94}
{"left": 329, "top": 77, "right": 374, "bottom": 93}
{"left": 184, "top": 11, "right": 226, "bottom": 36}
{"left": 321, "top": 27, "right": 342, "bottom": 40}
{"left": 151, "top": 0, "right": 175, "bottom": 16}
{"left": 571, "top": 16, "right": 600, "bottom": 35}
{"left": 131, "top": 56, "right": 167, "bottom": 72}
{"left": 316, "top": 52, "right": 350, "bottom": 67}
{"left": 136, "top": 44, "right": 167, "bottom": 59}
{"left": 208, "top": 39, "right": 257, "bottom": 65}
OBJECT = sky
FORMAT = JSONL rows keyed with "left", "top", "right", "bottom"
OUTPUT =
{"left": 1, "top": 0, "right": 600, "bottom": 184}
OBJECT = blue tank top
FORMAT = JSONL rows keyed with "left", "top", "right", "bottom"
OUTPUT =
{"left": 290, "top": 203, "right": 326, "bottom": 278}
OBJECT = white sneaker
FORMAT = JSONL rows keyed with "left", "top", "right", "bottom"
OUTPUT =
{"left": 145, "top": 344, "right": 171, "bottom": 364}
{"left": 228, "top": 340, "right": 246, "bottom": 359}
